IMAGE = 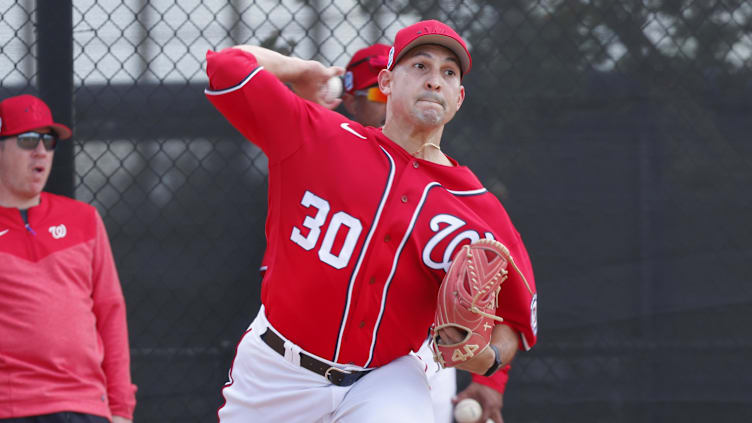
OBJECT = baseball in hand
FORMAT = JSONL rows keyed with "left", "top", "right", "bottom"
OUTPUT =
{"left": 323, "top": 76, "right": 343, "bottom": 103}
{"left": 454, "top": 398, "right": 483, "bottom": 423}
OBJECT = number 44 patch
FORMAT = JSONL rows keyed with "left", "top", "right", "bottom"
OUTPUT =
{"left": 451, "top": 343, "right": 479, "bottom": 362}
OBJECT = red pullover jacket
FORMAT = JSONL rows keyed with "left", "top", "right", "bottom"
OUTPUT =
{"left": 0, "top": 192, "right": 136, "bottom": 420}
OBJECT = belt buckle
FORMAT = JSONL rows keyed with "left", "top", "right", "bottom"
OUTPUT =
{"left": 324, "top": 366, "right": 352, "bottom": 385}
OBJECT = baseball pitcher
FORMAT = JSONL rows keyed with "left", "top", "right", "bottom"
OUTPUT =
{"left": 205, "top": 20, "right": 538, "bottom": 423}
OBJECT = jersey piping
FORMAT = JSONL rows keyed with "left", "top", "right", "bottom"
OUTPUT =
{"left": 333, "top": 146, "right": 395, "bottom": 362}
{"left": 521, "top": 331, "right": 533, "bottom": 351}
{"left": 446, "top": 187, "right": 488, "bottom": 196}
{"left": 365, "top": 182, "right": 489, "bottom": 367}
{"left": 204, "top": 66, "right": 264, "bottom": 96}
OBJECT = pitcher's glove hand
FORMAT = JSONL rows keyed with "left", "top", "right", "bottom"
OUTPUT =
{"left": 431, "top": 239, "right": 510, "bottom": 368}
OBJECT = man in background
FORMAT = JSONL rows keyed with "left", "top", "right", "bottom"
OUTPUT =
{"left": 0, "top": 95, "right": 136, "bottom": 423}
{"left": 341, "top": 43, "right": 390, "bottom": 128}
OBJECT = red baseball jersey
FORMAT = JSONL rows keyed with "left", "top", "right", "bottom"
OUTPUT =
{"left": 205, "top": 48, "right": 538, "bottom": 368}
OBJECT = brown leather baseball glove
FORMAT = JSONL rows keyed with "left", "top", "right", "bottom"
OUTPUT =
{"left": 431, "top": 238, "right": 510, "bottom": 368}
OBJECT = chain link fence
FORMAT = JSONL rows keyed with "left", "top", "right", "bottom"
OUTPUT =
{"left": 2, "top": 0, "right": 751, "bottom": 421}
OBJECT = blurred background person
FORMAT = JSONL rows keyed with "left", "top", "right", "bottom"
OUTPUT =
{"left": 0, "top": 94, "right": 136, "bottom": 423}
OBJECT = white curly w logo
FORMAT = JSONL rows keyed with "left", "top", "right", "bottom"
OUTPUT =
{"left": 48, "top": 224, "right": 67, "bottom": 239}
{"left": 422, "top": 214, "right": 495, "bottom": 272}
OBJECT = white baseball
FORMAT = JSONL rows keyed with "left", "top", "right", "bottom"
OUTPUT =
{"left": 323, "top": 76, "right": 343, "bottom": 103}
{"left": 454, "top": 398, "right": 482, "bottom": 423}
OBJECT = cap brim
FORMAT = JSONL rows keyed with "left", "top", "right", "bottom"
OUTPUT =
{"left": 2, "top": 123, "right": 73, "bottom": 140}
{"left": 49, "top": 123, "right": 72, "bottom": 140}
{"left": 394, "top": 34, "right": 471, "bottom": 75}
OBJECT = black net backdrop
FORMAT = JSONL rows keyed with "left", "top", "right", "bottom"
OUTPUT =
{"left": 1, "top": 0, "right": 751, "bottom": 421}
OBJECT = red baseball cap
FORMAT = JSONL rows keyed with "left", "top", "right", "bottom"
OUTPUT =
{"left": 344, "top": 43, "right": 390, "bottom": 93}
{"left": 386, "top": 20, "right": 471, "bottom": 77}
{"left": 0, "top": 94, "right": 72, "bottom": 140}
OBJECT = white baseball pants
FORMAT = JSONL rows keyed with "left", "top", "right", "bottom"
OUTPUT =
{"left": 217, "top": 307, "right": 435, "bottom": 423}
{"left": 415, "top": 338, "right": 457, "bottom": 423}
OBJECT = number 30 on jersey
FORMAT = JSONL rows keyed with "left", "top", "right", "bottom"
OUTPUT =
{"left": 290, "top": 190, "right": 363, "bottom": 269}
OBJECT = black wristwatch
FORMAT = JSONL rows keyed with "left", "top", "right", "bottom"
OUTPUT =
{"left": 483, "top": 344, "right": 503, "bottom": 377}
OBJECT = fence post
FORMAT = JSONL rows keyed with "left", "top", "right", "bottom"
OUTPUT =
{"left": 37, "top": 0, "right": 74, "bottom": 198}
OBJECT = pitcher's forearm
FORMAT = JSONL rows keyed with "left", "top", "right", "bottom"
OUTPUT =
{"left": 456, "top": 324, "right": 519, "bottom": 375}
{"left": 231, "top": 45, "right": 313, "bottom": 83}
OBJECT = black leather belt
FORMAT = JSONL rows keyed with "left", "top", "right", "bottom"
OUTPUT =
{"left": 260, "top": 329, "right": 371, "bottom": 387}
